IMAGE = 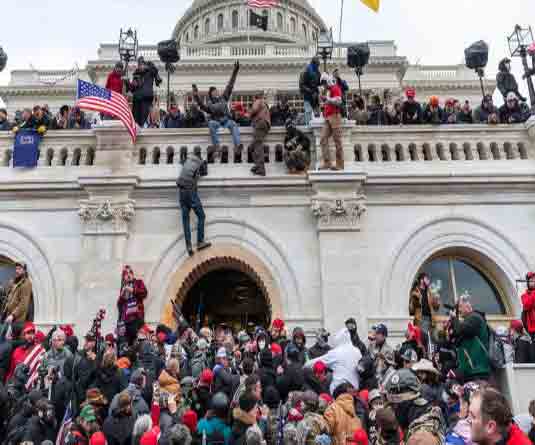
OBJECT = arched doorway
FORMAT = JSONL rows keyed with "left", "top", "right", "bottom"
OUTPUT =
{"left": 160, "top": 244, "right": 283, "bottom": 329}
{"left": 181, "top": 267, "right": 271, "bottom": 331}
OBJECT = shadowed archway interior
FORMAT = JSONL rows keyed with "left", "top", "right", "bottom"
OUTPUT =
{"left": 160, "top": 245, "right": 282, "bottom": 329}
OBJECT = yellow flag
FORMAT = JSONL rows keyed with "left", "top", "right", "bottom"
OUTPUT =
{"left": 361, "top": 0, "right": 380, "bottom": 12}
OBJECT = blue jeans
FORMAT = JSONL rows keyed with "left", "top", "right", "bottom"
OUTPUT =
{"left": 208, "top": 118, "right": 240, "bottom": 147}
{"left": 304, "top": 100, "right": 314, "bottom": 126}
{"left": 179, "top": 188, "right": 205, "bottom": 248}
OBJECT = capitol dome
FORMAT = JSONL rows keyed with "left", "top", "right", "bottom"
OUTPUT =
{"left": 172, "top": 0, "right": 327, "bottom": 45}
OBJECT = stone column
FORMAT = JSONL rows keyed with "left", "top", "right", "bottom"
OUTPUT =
{"left": 309, "top": 171, "right": 368, "bottom": 333}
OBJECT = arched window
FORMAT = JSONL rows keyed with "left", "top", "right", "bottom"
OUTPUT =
{"left": 185, "top": 32, "right": 189, "bottom": 43}
{"left": 277, "top": 12, "right": 283, "bottom": 30}
{"left": 232, "top": 10, "right": 239, "bottom": 30}
{"left": 194, "top": 25, "right": 199, "bottom": 40}
{"left": 302, "top": 24, "right": 307, "bottom": 39}
{"left": 416, "top": 255, "right": 507, "bottom": 315}
{"left": 204, "top": 18, "right": 210, "bottom": 35}
{"left": 290, "top": 17, "right": 296, "bottom": 34}
{"left": 217, "top": 13, "right": 224, "bottom": 32}
{"left": 262, "top": 10, "right": 269, "bottom": 30}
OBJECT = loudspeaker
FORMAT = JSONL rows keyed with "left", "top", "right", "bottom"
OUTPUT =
{"left": 157, "top": 40, "right": 180, "bottom": 64}
{"left": 347, "top": 43, "right": 370, "bottom": 69}
{"left": 465, "top": 40, "right": 489, "bottom": 70}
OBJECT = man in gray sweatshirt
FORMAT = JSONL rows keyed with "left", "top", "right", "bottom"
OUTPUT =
{"left": 176, "top": 150, "right": 211, "bottom": 256}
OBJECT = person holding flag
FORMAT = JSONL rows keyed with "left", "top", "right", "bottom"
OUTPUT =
{"left": 5, "top": 321, "right": 45, "bottom": 387}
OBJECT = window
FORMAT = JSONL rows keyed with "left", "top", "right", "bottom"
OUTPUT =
{"left": 290, "top": 17, "right": 296, "bottom": 34}
{"left": 0, "top": 256, "right": 15, "bottom": 286}
{"left": 262, "top": 10, "right": 269, "bottom": 30}
{"left": 204, "top": 18, "right": 210, "bottom": 35}
{"left": 194, "top": 25, "right": 199, "bottom": 40}
{"left": 232, "top": 10, "right": 239, "bottom": 30}
{"left": 302, "top": 24, "right": 307, "bottom": 40}
{"left": 277, "top": 12, "right": 283, "bottom": 30}
{"left": 417, "top": 255, "right": 507, "bottom": 315}
{"left": 217, "top": 13, "right": 224, "bottom": 32}
{"left": 185, "top": 32, "right": 189, "bottom": 43}
{"left": 312, "top": 30, "right": 317, "bottom": 43}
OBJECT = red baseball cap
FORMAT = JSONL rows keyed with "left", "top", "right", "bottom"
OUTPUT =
{"left": 313, "top": 360, "right": 327, "bottom": 375}
{"left": 200, "top": 369, "right": 214, "bottom": 385}
{"left": 272, "top": 319, "right": 285, "bottom": 330}
{"left": 22, "top": 322, "right": 36, "bottom": 334}
{"left": 270, "top": 343, "right": 282, "bottom": 356}
{"left": 405, "top": 87, "right": 416, "bottom": 98}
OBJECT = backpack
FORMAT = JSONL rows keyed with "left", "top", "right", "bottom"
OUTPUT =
{"left": 477, "top": 325, "right": 506, "bottom": 370}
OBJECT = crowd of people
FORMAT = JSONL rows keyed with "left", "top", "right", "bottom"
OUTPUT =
{"left": 0, "top": 261, "right": 534, "bottom": 445}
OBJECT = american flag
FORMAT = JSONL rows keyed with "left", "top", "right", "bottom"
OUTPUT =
{"left": 247, "top": 0, "right": 278, "bottom": 7}
{"left": 56, "top": 402, "right": 74, "bottom": 445}
{"left": 24, "top": 342, "right": 45, "bottom": 390}
{"left": 75, "top": 79, "right": 137, "bottom": 143}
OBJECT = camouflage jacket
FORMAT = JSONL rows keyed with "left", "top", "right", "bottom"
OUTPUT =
{"left": 406, "top": 401, "right": 445, "bottom": 445}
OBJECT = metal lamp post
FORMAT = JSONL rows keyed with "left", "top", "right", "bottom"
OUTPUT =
{"left": 157, "top": 39, "right": 181, "bottom": 109}
{"left": 118, "top": 28, "right": 138, "bottom": 95}
{"left": 316, "top": 28, "right": 334, "bottom": 72}
{"left": 508, "top": 25, "right": 535, "bottom": 111}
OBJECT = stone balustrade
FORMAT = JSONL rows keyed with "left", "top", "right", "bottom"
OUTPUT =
{"left": 0, "top": 121, "right": 534, "bottom": 176}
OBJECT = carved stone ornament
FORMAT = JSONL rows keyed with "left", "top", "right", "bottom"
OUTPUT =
{"left": 311, "top": 193, "right": 367, "bottom": 232}
{"left": 78, "top": 199, "right": 135, "bottom": 235}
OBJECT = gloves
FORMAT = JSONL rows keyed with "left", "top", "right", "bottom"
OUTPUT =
{"left": 315, "top": 434, "right": 332, "bottom": 445}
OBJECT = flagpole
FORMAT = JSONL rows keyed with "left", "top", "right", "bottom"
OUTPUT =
{"left": 338, "top": 0, "right": 344, "bottom": 44}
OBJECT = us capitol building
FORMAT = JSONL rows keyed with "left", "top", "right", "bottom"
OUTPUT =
{"left": 0, "top": 0, "right": 534, "bottom": 408}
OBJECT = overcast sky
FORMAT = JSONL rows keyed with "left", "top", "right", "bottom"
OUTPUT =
{"left": 0, "top": 0, "right": 534, "bottom": 93}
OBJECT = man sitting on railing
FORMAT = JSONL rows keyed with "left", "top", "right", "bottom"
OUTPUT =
{"left": 284, "top": 118, "right": 310, "bottom": 174}
{"left": 192, "top": 61, "right": 241, "bottom": 160}
{"left": 499, "top": 92, "right": 531, "bottom": 124}
{"left": 474, "top": 95, "right": 500, "bottom": 124}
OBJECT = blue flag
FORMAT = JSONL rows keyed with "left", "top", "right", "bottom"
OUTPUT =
{"left": 13, "top": 129, "right": 40, "bottom": 168}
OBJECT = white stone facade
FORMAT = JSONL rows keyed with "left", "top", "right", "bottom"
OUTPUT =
{"left": 0, "top": 120, "right": 533, "bottom": 342}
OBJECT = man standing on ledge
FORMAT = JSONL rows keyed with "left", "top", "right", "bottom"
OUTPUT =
{"left": 2, "top": 262, "right": 33, "bottom": 324}
{"left": 249, "top": 92, "right": 271, "bottom": 176}
{"left": 177, "top": 149, "right": 211, "bottom": 257}
{"left": 319, "top": 73, "right": 344, "bottom": 171}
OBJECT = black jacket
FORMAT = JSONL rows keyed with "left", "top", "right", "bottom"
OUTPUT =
{"left": 195, "top": 64, "right": 239, "bottom": 122}
{"left": 284, "top": 127, "right": 311, "bottom": 153}
{"left": 276, "top": 362, "right": 304, "bottom": 400}
{"left": 308, "top": 341, "right": 330, "bottom": 360}
{"left": 23, "top": 416, "right": 57, "bottom": 444}
{"left": 163, "top": 112, "right": 183, "bottom": 129}
{"left": 499, "top": 102, "right": 531, "bottom": 124}
{"left": 184, "top": 110, "right": 207, "bottom": 128}
{"left": 401, "top": 101, "right": 422, "bottom": 124}
{"left": 103, "top": 412, "right": 135, "bottom": 445}
{"left": 213, "top": 366, "right": 239, "bottom": 399}
{"left": 131, "top": 64, "right": 161, "bottom": 101}
{"left": 73, "top": 351, "right": 98, "bottom": 414}
{"left": 299, "top": 63, "right": 321, "bottom": 105}
{"left": 51, "top": 375, "right": 74, "bottom": 426}
{"left": 95, "top": 365, "right": 122, "bottom": 404}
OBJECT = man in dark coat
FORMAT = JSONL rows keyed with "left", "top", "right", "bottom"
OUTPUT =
{"left": 130, "top": 57, "right": 162, "bottom": 126}
{"left": 103, "top": 391, "right": 135, "bottom": 445}
{"left": 499, "top": 92, "right": 531, "bottom": 124}
{"left": 213, "top": 348, "right": 239, "bottom": 399}
{"left": 276, "top": 344, "right": 305, "bottom": 400}
{"left": 308, "top": 328, "right": 330, "bottom": 359}
{"left": 22, "top": 399, "right": 58, "bottom": 444}
{"left": 496, "top": 57, "right": 526, "bottom": 102}
{"left": 270, "top": 97, "right": 294, "bottom": 127}
{"left": 73, "top": 333, "right": 99, "bottom": 415}
{"left": 299, "top": 57, "right": 321, "bottom": 126}
{"left": 283, "top": 119, "right": 310, "bottom": 174}
{"left": 163, "top": 105, "right": 184, "bottom": 129}
{"left": 401, "top": 88, "right": 422, "bottom": 124}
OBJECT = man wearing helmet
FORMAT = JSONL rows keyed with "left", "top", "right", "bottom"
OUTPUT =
{"left": 521, "top": 272, "right": 535, "bottom": 350}
{"left": 384, "top": 369, "right": 445, "bottom": 445}
{"left": 319, "top": 73, "right": 344, "bottom": 171}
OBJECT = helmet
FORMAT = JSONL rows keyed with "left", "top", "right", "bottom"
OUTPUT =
{"left": 210, "top": 392, "right": 229, "bottom": 411}
{"left": 401, "top": 348, "right": 418, "bottom": 364}
{"left": 506, "top": 91, "right": 517, "bottom": 102}
{"left": 384, "top": 369, "right": 421, "bottom": 403}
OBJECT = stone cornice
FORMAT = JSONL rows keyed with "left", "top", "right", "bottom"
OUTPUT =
{"left": 0, "top": 86, "right": 75, "bottom": 96}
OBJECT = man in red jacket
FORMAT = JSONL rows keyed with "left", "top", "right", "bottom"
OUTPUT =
{"left": 521, "top": 272, "right": 535, "bottom": 343}
{"left": 105, "top": 62, "right": 124, "bottom": 94}
{"left": 5, "top": 321, "right": 44, "bottom": 384}
{"left": 319, "top": 73, "right": 344, "bottom": 171}
{"left": 470, "top": 388, "right": 532, "bottom": 445}
{"left": 118, "top": 265, "right": 148, "bottom": 346}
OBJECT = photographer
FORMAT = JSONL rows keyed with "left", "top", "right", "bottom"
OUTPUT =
{"left": 449, "top": 294, "right": 490, "bottom": 383}
{"left": 177, "top": 149, "right": 211, "bottom": 257}
{"left": 130, "top": 57, "right": 162, "bottom": 127}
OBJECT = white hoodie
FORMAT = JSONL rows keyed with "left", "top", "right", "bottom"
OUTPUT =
{"left": 305, "top": 328, "right": 362, "bottom": 393}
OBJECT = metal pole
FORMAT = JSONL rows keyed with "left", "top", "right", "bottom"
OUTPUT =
{"left": 338, "top": 0, "right": 344, "bottom": 43}
{"left": 521, "top": 48, "right": 535, "bottom": 111}
{"left": 167, "top": 65, "right": 171, "bottom": 110}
